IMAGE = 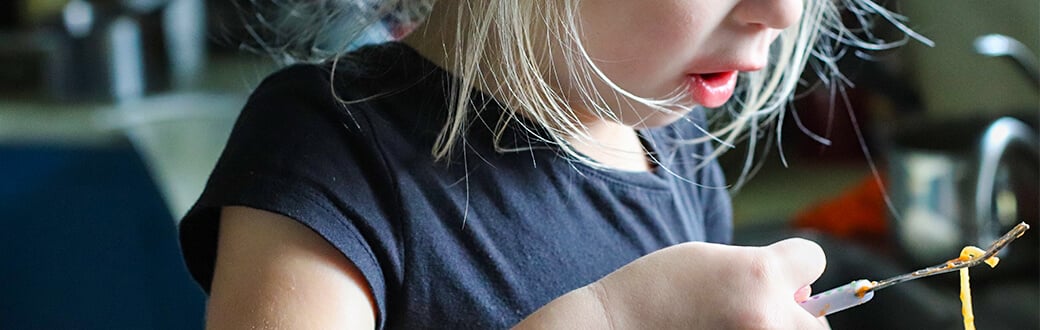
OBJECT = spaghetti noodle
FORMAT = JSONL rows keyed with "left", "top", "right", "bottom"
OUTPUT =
{"left": 957, "top": 246, "right": 999, "bottom": 330}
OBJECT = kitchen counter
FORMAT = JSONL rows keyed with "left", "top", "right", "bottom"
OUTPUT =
{"left": 0, "top": 54, "right": 275, "bottom": 220}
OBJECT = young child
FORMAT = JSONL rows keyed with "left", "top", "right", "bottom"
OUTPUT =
{"left": 179, "top": 0, "right": 921, "bottom": 328}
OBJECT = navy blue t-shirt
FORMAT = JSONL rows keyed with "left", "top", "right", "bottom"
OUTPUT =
{"left": 179, "top": 42, "right": 732, "bottom": 329}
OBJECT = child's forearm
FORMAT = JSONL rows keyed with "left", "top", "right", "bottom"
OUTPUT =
{"left": 512, "top": 283, "right": 619, "bottom": 329}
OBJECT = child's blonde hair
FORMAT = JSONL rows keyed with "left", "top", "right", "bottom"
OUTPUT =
{"left": 245, "top": 0, "right": 929, "bottom": 184}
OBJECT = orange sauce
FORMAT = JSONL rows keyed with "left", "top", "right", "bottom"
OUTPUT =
{"left": 854, "top": 281, "right": 876, "bottom": 298}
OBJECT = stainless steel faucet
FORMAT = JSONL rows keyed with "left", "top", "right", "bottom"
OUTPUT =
{"left": 975, "top": 117, "right": 1039, "bottom": 245}
{"left": 974, "top": 34, "right": 1040, "bottom": 89}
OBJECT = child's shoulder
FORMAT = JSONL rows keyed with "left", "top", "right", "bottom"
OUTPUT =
{"left": 247, "top": 43, "right": 419, "bottom": 95}
{"left": 232, "top": 42, "right": 449, "bottom": 152}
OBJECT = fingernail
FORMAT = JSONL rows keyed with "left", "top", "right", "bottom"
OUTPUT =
{"left": 794, "top": 285, "right": 812, "bottom": 302}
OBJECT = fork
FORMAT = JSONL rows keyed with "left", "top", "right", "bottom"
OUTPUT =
{"left": 799, "top": 222, "right": 1030, "bottom": 317}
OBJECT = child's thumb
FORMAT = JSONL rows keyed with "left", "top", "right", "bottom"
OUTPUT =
{"left": 765, "top": 238, "right": 827, "bottom": 290}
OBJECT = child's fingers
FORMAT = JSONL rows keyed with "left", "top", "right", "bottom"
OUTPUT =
{"left": 765, "top": 238, "right": 827, "bottom": 290}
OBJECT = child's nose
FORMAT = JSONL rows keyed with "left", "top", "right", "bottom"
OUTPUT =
{"left": 731, "top": 0, "right": 804, "bottom": 30}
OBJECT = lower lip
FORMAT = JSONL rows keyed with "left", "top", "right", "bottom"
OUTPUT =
{"left": 688, "top": 71, "right": 738, "bottom": 108}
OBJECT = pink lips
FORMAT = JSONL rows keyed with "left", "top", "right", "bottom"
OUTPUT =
{"left": 688, "top": 71, "right": 738, "bottom": 108}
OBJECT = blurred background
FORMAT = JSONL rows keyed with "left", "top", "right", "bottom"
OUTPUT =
{"left": 0, "top": 0, "right": 1036, "bottom": 329}
{"left": 724, "top": 1, "right": 1039, "bottom": 329}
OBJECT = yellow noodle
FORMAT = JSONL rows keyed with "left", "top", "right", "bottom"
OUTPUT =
{"left": 959, "top": 266, "right": 974, "bottom": 330}
{"left": 958, "top": 246, "right": 999, "bottom": 330}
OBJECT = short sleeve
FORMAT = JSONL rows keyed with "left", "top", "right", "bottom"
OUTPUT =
{"left": 177, "top": 64, "right": 402, "bottom": 327}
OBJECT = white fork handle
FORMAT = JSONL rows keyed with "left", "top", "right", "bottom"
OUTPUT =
{"left": 799, "top": 279, "right": 875, "bottom": 317}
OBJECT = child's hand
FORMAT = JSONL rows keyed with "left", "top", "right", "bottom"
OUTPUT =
{"left": 517, "top": 238, "right": 828, "bottom": 329}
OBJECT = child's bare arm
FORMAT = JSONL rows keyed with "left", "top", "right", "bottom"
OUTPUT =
{"left": 515, "top": 239, "right": 830, "bottom": 329}
{"left": 207, "top": 206, "right": 378, "bottom": 329}
{"left": 208, "top": 205, "right": 825, "bottom": 329}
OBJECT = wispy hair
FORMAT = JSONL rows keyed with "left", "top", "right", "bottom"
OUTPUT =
{"left": 233, "top": 0, "right": 931, "bottom": 188}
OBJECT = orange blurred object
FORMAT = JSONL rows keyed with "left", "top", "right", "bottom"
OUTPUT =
{"left": 793, "top": 173, "right": 889, "bottom": 241}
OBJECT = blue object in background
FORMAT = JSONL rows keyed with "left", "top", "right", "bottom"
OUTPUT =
{"left": 0, "top": 142, "right": 205, "bottom": 329}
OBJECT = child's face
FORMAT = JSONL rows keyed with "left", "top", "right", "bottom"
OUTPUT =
{"left": 568, "top": 0, "right": 803, "bottom": 128}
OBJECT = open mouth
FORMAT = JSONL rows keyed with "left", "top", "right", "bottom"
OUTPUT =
{"left": 688, "top": 71, "right": 739, "bottom": 108}
{"left": 699, "top": 72, "right": 731, "bottom": 81}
